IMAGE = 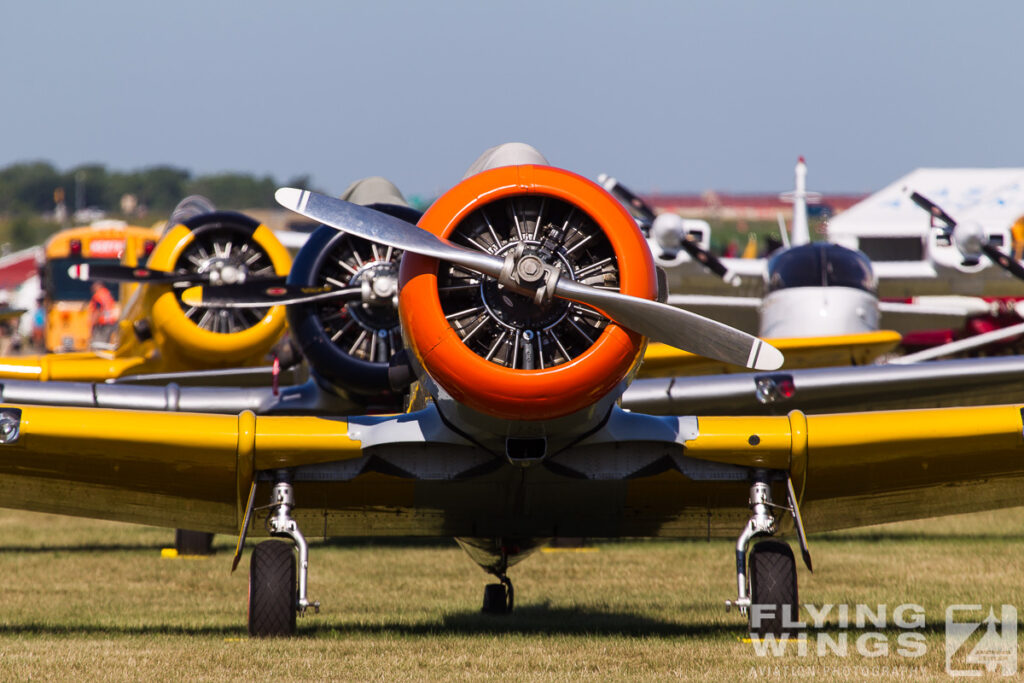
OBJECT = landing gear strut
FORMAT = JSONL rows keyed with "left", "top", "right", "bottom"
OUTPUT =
{"left": 247, "top": 471, "right": 319, "bottom": 637}
{"left": 725, "top": 469, "right": 806, "bottom": 636}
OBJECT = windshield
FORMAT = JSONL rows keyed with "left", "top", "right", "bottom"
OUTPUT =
{"left": 45, "top": 258, "right": 121, "bottom": 302}
{"left": 766, "top": 244, "right": 876, "bottom": 294}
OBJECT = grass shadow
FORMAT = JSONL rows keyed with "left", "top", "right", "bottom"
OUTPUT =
{"left": 307, "top": 603, "right": 745, "bottom": 639}
{"left": 0, "top": 607, "right": 738, "bottom": 640}
{"left": 0, "top": 623, "right": 245, "bottom": 638}
{"left": 0, "top": 542, "right": 170, "bottom": 554}
{"left": 811, "top": 532, "right": 1024, "bottom": 543}
{"left": 4, "top": 612, "right": 1023, "bottom": 642}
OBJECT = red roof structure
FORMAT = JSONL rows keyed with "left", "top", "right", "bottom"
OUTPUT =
{"left": 643, "top": 192, "right": 866, "bottom": 221}
{"left": 0, "top": 247, "right": 42, "bottom": 290}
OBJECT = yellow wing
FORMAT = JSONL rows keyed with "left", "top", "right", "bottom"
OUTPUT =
{"left": 635, "top": 405, "right": 1024, "bottom": 535}
{"left": 0, "top": 406, "right": 360, "bottom": 534}
{"left": 0, "top": 401, "right": 1020, "bottom": 539}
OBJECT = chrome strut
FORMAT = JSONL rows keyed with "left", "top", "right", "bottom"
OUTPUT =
{"left": 725, "top": 469, "right": 777, "bottom": 615}
{"left": 265, "top": 471, "right": 320, "bottom": 615}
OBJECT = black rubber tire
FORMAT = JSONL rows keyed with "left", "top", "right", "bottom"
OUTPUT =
{"left": 482, "top": 583, "right": 509, "bottom": 614}
{"left": 174, "top": 529, "right": 214, "bottom": 556}
{"left": 248, "top": 541, "right": 297, "bottom": 637}
{"left": 748, "top": 540, "right": 799, "bottom": 637}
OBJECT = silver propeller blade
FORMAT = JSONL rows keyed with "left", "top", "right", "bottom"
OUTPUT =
{"left": 553, "top": 278, "right": 782, "bottom": 370}
{"left": 277, "top": 188, "right": 502, "bottom": 278}
{"left": 275, "top": 188, "right": 783, "bottom": 370}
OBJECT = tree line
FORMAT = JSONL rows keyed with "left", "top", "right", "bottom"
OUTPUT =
{"left": 0, "top": 161, "right": 311, "bottom": 216}
{"left": 0, "top": 161, "right": 313, "bottom": 249}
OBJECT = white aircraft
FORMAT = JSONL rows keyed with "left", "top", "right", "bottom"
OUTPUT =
{"left": 602, "top": 159, "right": 995, "bottom": 339}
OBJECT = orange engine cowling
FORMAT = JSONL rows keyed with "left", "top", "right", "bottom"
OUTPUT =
{"left": 399, "top": 165, "right": 656, "bottom": 421}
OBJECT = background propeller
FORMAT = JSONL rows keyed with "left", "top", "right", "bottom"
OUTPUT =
{"left": 68, "top": 263, "right": 286, "bottom": 287}
{"left": 275, "top": 188, "right": 784, "bottom": 371}
{"left": 600, "top": 173, "right": 736, "bottom": 284}
{"left": 182, "top": 281, "right": 362, "bottom": 308}
{"left": 909, "top": 190, "right": 1024, "bottom": 280}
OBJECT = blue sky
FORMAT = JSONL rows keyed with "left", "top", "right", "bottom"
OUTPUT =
{"left": 2, "top": 1, "right": 1022, "bottom": 198}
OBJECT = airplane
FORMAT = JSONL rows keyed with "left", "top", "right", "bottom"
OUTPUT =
{"left": 2, "top": 147, "right": 1024, "bottom": 642}
{"left": 0, "top": 196, "right": 295, "bottom": 385}
{"left": 44, "top": 183, "right": 417, "bottom": 553}
{"left": 604, "top": 159, "right": 1015, "bottom": 351}
{"left": 10, "top": 172, "right": 1008, "bottom": 565}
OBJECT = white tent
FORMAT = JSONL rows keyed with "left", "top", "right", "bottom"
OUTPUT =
{"left": 828, "top": 168, "right": 1024, "bottom": 242}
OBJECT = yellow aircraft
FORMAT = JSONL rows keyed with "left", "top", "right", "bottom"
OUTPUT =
{"left": 2, "top": 155, "right": 1024, "bottom": 643}
{"left": 0, "top": 197, "right": 293, "bottom": 383}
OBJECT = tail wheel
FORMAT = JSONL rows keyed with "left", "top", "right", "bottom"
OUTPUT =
{"left": 438, "top": 195, "right": 617, "bottom": 369}
{"left": 248, "top": 540, "right": 297, "bottom": 637}
{"left": 482, "top": 582, "right": 512, "bottom": 614}
{"left": 174, "top": 529, "right": 214, "bottom": 556}
{"left": 748, "top": 540, "right": 799, "bottom": 637}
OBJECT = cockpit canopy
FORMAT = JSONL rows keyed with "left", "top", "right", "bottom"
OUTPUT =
{"left": 766, "top": 243, "right": 877, "bottom": 294}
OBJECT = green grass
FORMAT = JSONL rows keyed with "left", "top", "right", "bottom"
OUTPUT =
{"left": 0, "top": 509, "right": 1021, "bottom": 680}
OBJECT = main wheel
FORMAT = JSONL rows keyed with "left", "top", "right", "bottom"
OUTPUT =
{"left": 174, "top": 529, "right": 214, "bottom": 556}
{"left": 748, "top": 540, "right": 799, "bottom": 637}
{"left": 248, "top": 540, "right": 297, "bottom": 637}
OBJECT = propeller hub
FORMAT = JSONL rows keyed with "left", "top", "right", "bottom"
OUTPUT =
{"left": 371, "top": 274, "right": 397, "bottom": 300}
{"left": 484, "top": 243, "right": 571, "bottom": 331}
{"left": 209, "top": 263, "right": 247, "bottom": 285}
{"left": 954, "top": 221, "right": 985, "bottom": 260}
{"left": 516, "top": 255, "right": 546, "bottom": 283}
{"left": 348, "top": 260, "right": 400, "bottom": 330}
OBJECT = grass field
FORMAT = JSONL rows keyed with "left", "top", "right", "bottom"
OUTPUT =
{"left": 0, "top": 508, "right": 1021, "bottom": 681}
